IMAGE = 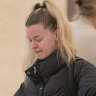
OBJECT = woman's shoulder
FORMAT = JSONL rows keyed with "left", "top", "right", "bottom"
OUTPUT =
{"left": 14, "top": 82, "right": 25, "bottom": 96}
{"left": 73, "top": 57, "right": 96, "bottom": 83}
{"left": 74, "top": 57, "right": 96, "bottom": 72}
{"left": 73, "top": 58, "right": 96, "bottom": 96}
{"left": 14, "top": 78, "right": 35, "bottom": 96}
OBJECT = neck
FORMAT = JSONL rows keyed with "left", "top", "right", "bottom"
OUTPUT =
{"left": 86, "top": 16, "right": 96, "bottom": 29}
{"left": 88, "top": 8, "right": 96, "bottom": 29}
{"left": 91, "top": 17, "right": 96, "bottom": 29}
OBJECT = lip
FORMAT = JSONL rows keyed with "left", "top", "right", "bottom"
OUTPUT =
{"left": 34, "top": 50, "right": 42, "bottom": 53}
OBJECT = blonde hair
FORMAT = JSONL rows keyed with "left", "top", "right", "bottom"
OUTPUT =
{"left": 76, "top": 0, "right": 96, "bottom": 16}
{"left": 23, "top": 0, "right": 78, "bottom": 71}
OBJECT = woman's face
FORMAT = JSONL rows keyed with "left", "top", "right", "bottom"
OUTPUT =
{"left": 26, "top": 24, "right": 58, "bottom": 60}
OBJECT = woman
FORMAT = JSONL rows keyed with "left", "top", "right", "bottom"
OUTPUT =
{"left": 71, "top": 0, "right": 96, "bottom": 65}
{"left": 14, "top": 0, "right": 96, "bottom": 96}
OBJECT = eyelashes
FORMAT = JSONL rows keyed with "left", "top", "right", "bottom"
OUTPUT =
{"left": 28, "top": 38, "right": 43, "bottom": 42}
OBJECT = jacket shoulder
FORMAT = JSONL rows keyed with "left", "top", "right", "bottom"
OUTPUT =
{"left": 74, "top": 58, "right": 96, "bottom": 79}
{"left": 14, "top": 82, "right": 25, "bottom": 96}
{"left": 14, "top": 78, "right": 36, "bottom": 96}
{"left": 74, "top": 58, "right": 96, "bottom": 96}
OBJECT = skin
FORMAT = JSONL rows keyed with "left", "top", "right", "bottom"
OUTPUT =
{"left": 85, "top": 8, "right": 96, "bottom": 28}
{"left": 91, "top": 8, "right": 96, "bottom": 28}
{"left": 26, "top": 23, "right": 58, "bottom": 60}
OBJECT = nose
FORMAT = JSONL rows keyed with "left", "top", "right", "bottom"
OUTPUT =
{"left": 30, "top": 40, "right": 38, "bottom": 49}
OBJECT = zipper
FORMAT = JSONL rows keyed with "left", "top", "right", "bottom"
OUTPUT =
{"left": 33, "top": 66, "right": 46, "bottom": 96}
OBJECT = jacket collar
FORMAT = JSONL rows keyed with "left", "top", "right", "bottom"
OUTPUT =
{"left": 25, "top": 51, "right": 66, "bottom": 84}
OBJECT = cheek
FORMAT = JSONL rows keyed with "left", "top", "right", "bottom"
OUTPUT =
{"left": 39, "top": 35, "right": 57, "bottom": 51}
{"left": 44, "top": 39, "right": 57, "bottom": 50}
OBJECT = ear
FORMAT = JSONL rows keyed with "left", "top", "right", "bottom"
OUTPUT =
{"left": 54, "top": 29, "right": 59, "bottom": 41}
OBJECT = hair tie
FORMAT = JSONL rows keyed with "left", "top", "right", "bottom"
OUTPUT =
{"left": 40, "top": 5, "right": 46, "bottom": 9}
{"left": 75, "top": 0, "right": 82, "bottom": 6}
{"left": 34, "top": 3, "right": 46, "bottom": 10}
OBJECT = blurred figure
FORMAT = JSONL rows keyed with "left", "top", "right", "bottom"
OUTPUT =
{"left": 71, "top": 0, "right": 96, "bottom": 65}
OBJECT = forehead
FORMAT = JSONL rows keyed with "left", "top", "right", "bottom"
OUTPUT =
{"left": 26, "top": 24, "right": 52, "bottom": 37}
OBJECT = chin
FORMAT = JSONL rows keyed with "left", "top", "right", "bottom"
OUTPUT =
{"left": 38, "top": 57, "right": 46, "bottom": 60}
{"left": 38, "top": 55, "right": 48, "bottom": 60}
{"left": 38, "top": 56, "right": 44, "bottom": 60}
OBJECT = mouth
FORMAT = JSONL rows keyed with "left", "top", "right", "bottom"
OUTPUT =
{"left": 34, "top": 50, "right": 42, "bottom": 53}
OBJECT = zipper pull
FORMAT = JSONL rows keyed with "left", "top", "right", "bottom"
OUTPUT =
{"left": 33, "top": 66, "right": 36, "bottom": 74}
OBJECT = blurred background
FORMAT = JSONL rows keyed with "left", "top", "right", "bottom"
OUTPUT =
{"left": 0, "top": 0, "right": 76, "bottom": 95}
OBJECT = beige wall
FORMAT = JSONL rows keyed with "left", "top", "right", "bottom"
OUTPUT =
{"left": 0, "top": 0, "right": 67, "bottom": 96}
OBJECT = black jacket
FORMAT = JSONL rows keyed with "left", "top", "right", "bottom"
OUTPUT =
{"left": 14, "top": 52, "right": 96, "bottom": 96}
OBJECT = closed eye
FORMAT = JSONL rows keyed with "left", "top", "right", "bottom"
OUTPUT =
{"left": 27, "top": 36, "right": 43, "bottom": 42}
{"left": 35, "top": 38, "right": 43, "bottom": 42}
